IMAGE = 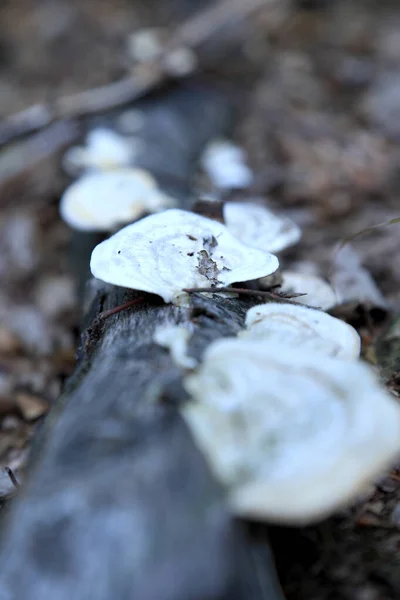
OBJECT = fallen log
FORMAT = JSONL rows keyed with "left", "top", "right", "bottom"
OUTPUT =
{"left": 0, "top": 83, "right": 285, "bottom": 600}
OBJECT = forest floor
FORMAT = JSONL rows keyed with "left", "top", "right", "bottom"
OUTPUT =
{"left": 1, "top": 1, "right": 400, "bottom": 599}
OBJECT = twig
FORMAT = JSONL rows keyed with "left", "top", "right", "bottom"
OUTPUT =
{"left": 183, "top": 286, "right": 307, "bottom": 304}
{"left": 175, "top": 0, "right": 273, "bottom": 48}
{"left": 54, "top": 71, "right": 160, "bottom": 120}
{"left": 0, "top": 104, "right": 53, "bottom": 146}
{"left": 0, "top": 72, "right": 160, "bottom": 147}
{"left": 4, "top": 467, "right": 19, "bottom": 489}
{"left": 0, "top": 0, "right": 272, "bottom": 147}
{"left": 98, "top": 297, "right": 145, "bottom": 321}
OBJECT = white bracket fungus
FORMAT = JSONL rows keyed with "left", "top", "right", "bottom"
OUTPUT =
{"left": 127, "top": 27, "right": 197, "bottom": 77}
{"left": 163, "top": 47, "right": 198, "bottom": 77}
{"left": 127, "top": 28, "right": 166, "bottom": 63}
{"left": 90, "top": 209, "right": 279, "bottom": 304}
{"left": 60, "top": 169, "right": 176, "bottom": 232}
{"left": 62, "top": 127, "right": 138, "bottom": 176}
{"left": 154, "top": 323, "right": 197, "bottom": 369}
{"left": 223, "top": 202, "right": 302, "bottom": 254}
{"left": 241, "top": 302, "right": 360, "bottom": 359}
{"left": 183, "top": 338, "right": 400, "bottom": 524}
{"left": 201, "top": 140, "right": 253, "bottom": 190}
{"left": 275, "top": 271, "right": 339, "bottom": 310}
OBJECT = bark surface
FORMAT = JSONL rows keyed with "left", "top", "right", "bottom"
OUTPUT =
{"left": 0, "top": 83, "right": 285, "bottom": 600}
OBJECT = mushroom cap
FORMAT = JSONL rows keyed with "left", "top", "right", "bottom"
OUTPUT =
{"left": 63, "top": 127, "right": 137, "bottom": 176}
{"left": 223, "top": 202, "right": 301, "bottom": 254}
{"left": 60, "top": 169, "right": 175, "bottom": 231}
{"left": 241, "top": 302, "right": 360, "bottom": 359}
{"left": 275, "top": 271, "right": 339, "bottom": 310}
{"left": 201, "top": 140, "right": 253, "bottom": 189}
{"left": 90, "top": 209, "right": 279, "bottom": 304}
{"left": 127, "top": 28, "right": 165, "bottom": 63}
{"left": 183, "top": 338, "right": 400, "bottom": 524}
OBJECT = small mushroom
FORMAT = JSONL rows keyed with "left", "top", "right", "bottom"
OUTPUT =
{"left": 60, "top": 169, "right": 176, "bottom": 232}
{"left": 183, "top": 338, "right": 400, "bottom": 524}
{"left": 241, "top": 302, "right": 360, "bottom": 359}
{"left": 201, "top": 140, "right": 253, "bottom": 190}
{"left": 163, "top": 46, "right": 197, "bottom": 77}
{"left": 127, "top": 28, "right": 167, "bottom": 63}
{"left": 223, "top": 202, "right": 302, "bottom": 254}
{"left": 90, "top": 209, "right": 279, "bottom": 304}
{"left": 154, "top": 323, "right": 197, "bottom": 369}
{"left": 63, "top": 127, "right": 138, "bottom": 176}
{"left": 273, "top": 270, "right": 339, "bottom": 310}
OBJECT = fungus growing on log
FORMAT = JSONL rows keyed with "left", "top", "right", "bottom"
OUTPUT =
{"left": 90, "top": 209, "right": 279, "bottom": 304}
{"left": 241, "top": 302, "right": 360, "bottom": 359}
{"left": 183, "top": 338, "right": 400, "bottom": 524}
{"left": 223, "top": 202, "right": 302, "bottom": 254}
{"left": 201, "top": 140, "right": 253, "bottom": 189}
{"left": 60, "top": 169, "right": 176, "bottom": 231}
{"left": 276, "top": 271, "right": 338, "bottom": 310}
{"left": 62, "top": 127, "right": 138, "bottom": 175}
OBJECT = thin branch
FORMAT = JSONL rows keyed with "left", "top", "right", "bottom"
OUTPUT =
{"left": 183, "top": 286, "right": 307, "bottom": 304}
{"left": 4, "top": 468, "right": 19, "bottom": 489}
{"left": 174, "top": 0, "right": 272, "bottom": 48}
{"left": 54, "top": 71, "right": 161, "bottom": 120}
{"left": 0, "top": 72, "right": 161, "bottom": 147}
{"left": 0, "top": 105, "right": 54, "bottom": 146}
{"left": 0, "top": 0, "right": 273, "bottom": 147}
{"left": 98, "top": 297, "right": 145, "bottom": 321}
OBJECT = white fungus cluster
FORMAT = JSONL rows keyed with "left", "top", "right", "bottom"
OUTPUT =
{"left": 183, "top": 339, "right": 400, "bottom": 524}
{"left": 182, "top": 285, "right": 400, "bottom": 524}
{"left": 182, "top": 285, "right": 400, "bottom": 525}
{"left": 173, "top": 198, "right": 399, "bottom": 525}
{"left": 59, "top": 130, "right": 400, "bottom": 525}
{"left": 60, "top": 127, "right": 176, "bottom": 231}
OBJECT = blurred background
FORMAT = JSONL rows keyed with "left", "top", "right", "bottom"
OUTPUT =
{"left": 1, "top": 1, "right": 400, "bottom": 598}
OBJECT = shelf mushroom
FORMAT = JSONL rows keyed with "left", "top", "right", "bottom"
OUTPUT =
{"left": 223, "top": 202, "right": 301, "bottom": 254}
{"left": 90, "top": 209, "right": 279, "bottom": 304}
{"left": 62, "top": 127, "right": 138, "bottom": 176}
{"left": 264, "top": 270, "right": 339, "bottom": 311}
{"left": 60, "top": 169, "right": 176, "bottom": 231}
{"left": 183, "top": 338, "right": 400, "bottom": 524}
{"left": 201, "top": 140, "right": 253, "bottom": 190}
{"left": 240, "top": 302, "right": 360, "bottom": 359}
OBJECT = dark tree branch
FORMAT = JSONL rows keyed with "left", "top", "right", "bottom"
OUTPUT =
{"left": 0, "top": 0, "right": 272, "bottom": 148}
{"left": 0, "top": 84, "right": 285, "bottom": 600}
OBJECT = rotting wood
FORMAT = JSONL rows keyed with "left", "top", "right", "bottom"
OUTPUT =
{"left": 0, "top": 84, "right": 285, "bottom": 600}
